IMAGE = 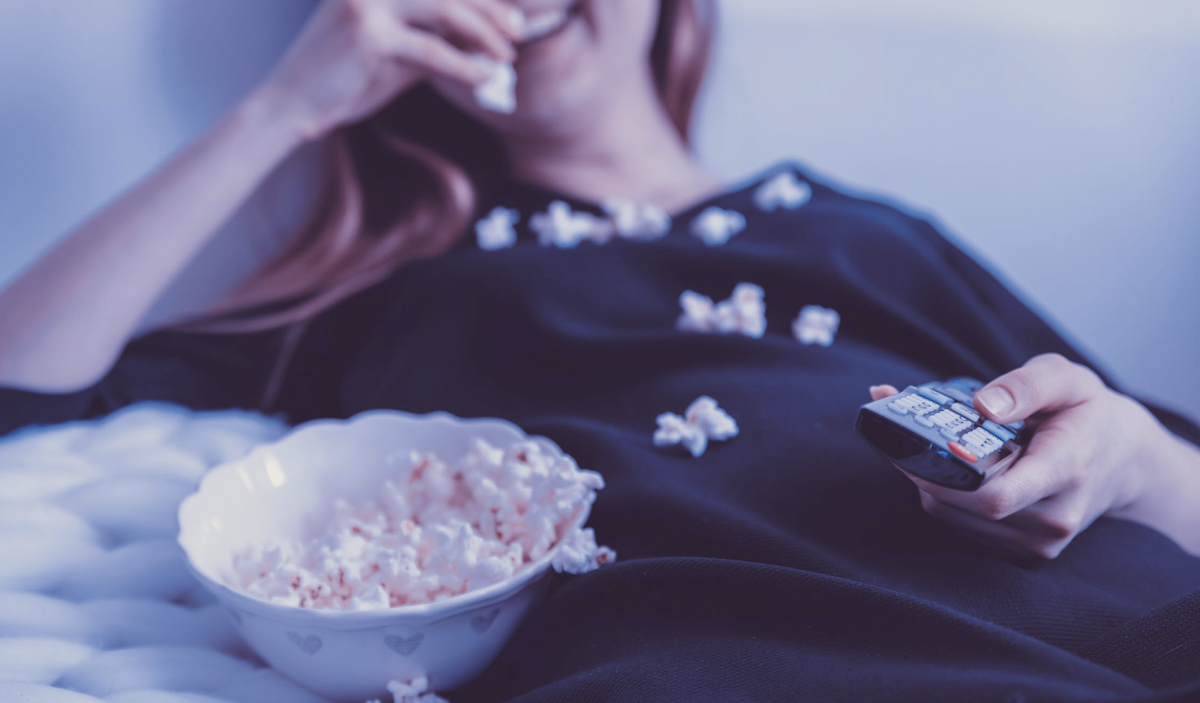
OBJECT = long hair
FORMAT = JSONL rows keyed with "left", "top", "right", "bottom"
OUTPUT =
{"left": 176, "top": 0, "right": 716, "bottom": 336}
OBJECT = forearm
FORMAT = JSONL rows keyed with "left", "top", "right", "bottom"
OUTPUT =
{"left": 1111, "top": 429, "right": 1200, "bottom": 556}
{"left": 0, "top": 91, "right": 307, "bottom": 392}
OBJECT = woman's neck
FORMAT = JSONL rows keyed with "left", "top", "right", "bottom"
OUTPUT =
{"left": 502, "top": 74, "right": 720, "bottom": 214}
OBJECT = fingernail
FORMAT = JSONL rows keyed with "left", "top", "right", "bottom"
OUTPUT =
{"left": 976, "top": 387, "right": 1015, "bottom": 418}
{"left": 869, "top": 385, "right": 884, "bottom": 394}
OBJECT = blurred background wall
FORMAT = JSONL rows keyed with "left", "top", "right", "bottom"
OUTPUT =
{"left": 1, "top": 0, "right": 1197, "bottom": 419}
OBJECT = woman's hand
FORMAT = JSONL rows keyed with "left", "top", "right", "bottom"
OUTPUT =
{"left": 871, "top": 353, "right": 1200, "bottom": 560}
{"left": 255, "top": 0, "right": 524, "bottom": 141}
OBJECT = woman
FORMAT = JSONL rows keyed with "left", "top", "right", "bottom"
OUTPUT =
{"left": 1, "top": 0, "right": 1198, "bottom": 699}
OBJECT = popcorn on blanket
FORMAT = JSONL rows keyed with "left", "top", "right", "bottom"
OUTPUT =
{"left": 230, "top": 439, "right": 614, "bottom": 611}
{"left": 529, "top": 199, "right": 674, "bottom": 248}
{"left": 530, "top": 200, "right": 608, "bottom": 248}
{"left": 654, "top": 396, "right": 739, "bottom": 458}
{"left": 689, "top": 206, "right": 746, "bottom": 246}
{"left": 793, "top": 305, "right": 841, "bottom": 347}
{"left": 676, "top": 283, "right": 766, "bottom": 338}
{"left": 363, "top": 676, "right": 450, "bottom": 703}
{"left": 602, "top": 198, "right": 672, "bottom": 241}
{"left": 754, "top": 171, "right": 812, "bottom": 212}
{"left": 475, "top": 207, "right": 520, "bottom": 251}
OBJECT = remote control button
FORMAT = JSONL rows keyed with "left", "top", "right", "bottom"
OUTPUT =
{"left": 941, "top": 387, "right": 974, "bottom": 404}
{"left": 948, "top": 442, "right": 978, "bottom": 463}
{"left": 918, "top": 388, "right": 952, "bottom": 406}
{"left": 929, "top": 410, "right": 954, "bottom": 426}
{"left": 887, "top": 394, "right": 940, "bottom": 416}
{"left": 982, "top": 420, "right": 1016, "bottom": 443}
{"left": 951, "top": 403, "right": 980, "bottom": 423}
{"left": 909, "top": 398, "right": 938, "bottom": 416}
{"left": 961, "top": 427, "right": 1004, "bottom": 457}
{"left": 931, "top": 410, "right": 965, "bottom": 428}
{"left": 931, "top": 410, "right": 972, "bottom": 438}
{"left": 955, "top": 378, "right": 985, "bottom": 392}
{"left": 914, "top": 413, "right": 936, "bottom": 428}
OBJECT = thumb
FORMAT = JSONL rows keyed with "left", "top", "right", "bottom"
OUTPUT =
{"left": 974, "top": 353, "right": 1104, "bottom": 424}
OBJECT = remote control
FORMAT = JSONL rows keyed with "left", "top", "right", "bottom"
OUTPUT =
{"left": 855, "top": 377, "right": 1030, "bottom": 491}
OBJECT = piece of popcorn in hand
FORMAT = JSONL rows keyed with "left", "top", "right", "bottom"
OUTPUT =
{"left": 475, "top": 207, "right": 520, "bottom": 251}
{"left": 654, "top": 395, "right": 739, "bottom": 457}
{"left": 531, "top": 200, "right": 608, "bottom": 248}
{"left": 602, "top": 198, "right": 672, "bottom": 241}
{"left": 754, "top": 171, "right": 812, "bottom": 212}
{"left": 689, "top": 206, "right": 746, "bottom": 246}
{"left": 792, "top": 305, "right": 840, "bottom": 346}
{"left": 675, "top": 283, "right": 765, "bottom": 338}
{"left": 473, "top": 56, "right": 517, "bottom": 114}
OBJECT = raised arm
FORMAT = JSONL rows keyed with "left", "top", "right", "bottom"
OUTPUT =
{"left": 0, "top": 0, "right": 519, "bottom": 393}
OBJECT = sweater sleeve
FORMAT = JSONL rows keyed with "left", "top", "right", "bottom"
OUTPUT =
{"left": 912, "top": 216, "right": 1200, "bottom": 450}
{"left": 0, "top": 325, "right": 297, "bottom": 439}
{"left": 0, "top": 271, "right": 397, "bottom": 440}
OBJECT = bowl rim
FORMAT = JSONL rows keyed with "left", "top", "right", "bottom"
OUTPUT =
{"left": 177, "top": 408, "right": 592, "bottom": 629}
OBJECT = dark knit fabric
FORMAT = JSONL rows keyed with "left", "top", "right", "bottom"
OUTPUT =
{"left": 3, "top": 163, "right": 1199, "bottom": 702}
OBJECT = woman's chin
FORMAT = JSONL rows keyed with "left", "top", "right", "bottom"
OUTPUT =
{"left": 505, "top": 93, "right": 600, "bottom": 139}
{"left": 508, "top": 18, "right": 598, "bottom": 119}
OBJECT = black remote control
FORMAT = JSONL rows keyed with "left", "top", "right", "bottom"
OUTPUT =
{"left": 855, "top": 377, "right": 1030, "bottom": 491}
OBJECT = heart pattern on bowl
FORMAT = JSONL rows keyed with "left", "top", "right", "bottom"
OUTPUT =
{"left": 470, "top": 608, "right": 501, "bottom": 634}
{"left": 384, "top": 633, "right": 424, "bottom": 656}
{"left": 286, "top": 631, "right": 322, "bottom": 656}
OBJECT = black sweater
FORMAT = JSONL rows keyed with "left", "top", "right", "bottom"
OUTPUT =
{"left": 3, "top": 163, "right": 1199, "bottom": 702}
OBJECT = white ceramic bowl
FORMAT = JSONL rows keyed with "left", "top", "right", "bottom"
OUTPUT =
{"left": 177, "top": 410, "right": 591, "bottom": 702}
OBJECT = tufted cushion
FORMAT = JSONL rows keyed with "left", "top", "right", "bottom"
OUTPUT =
{"left": 0, "top": 403, "right": 339, "bottom": 703}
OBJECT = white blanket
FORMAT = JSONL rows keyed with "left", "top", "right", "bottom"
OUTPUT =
{"left": 0, "top": 403, "right": 342, "bottom": 703}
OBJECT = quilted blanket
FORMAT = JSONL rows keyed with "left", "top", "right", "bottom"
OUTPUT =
{"left": 0, "top": 402, "right": 347, "bottom": 703}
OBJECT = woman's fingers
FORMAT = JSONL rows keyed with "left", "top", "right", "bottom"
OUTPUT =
{"left": 393, "top": 0, "right": 518, "bottom": 60}
{"left": 905, "top": 420, "right": 1080, "bottom": 520}
{"left": 916, "top": 489, "right": 1034, "bottom": 558}
{"left": 870, "top": 365, "right": 1113, "bottom": 560}
{"left": 973, "top": 353, "right": 1104, "bottom": 424}
{"left": 462, "top": 0, "right": 528, "bottom": 41}
{"left": 868, "top": 384, "right": 899, "bottom": 401}
{"left": 432, "top": 3, "right": 517, "bottom": 62}
{"left": 404, "top": 31, "right": 497, "bottom": 84}
{"left": 365, "top": 17, "right": 496, "bottom": 85}
{"left": 917, "top": 489, "right": 1086, "bottom": 560}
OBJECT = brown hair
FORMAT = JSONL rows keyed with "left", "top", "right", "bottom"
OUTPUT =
{"left": 178, "top": 0, "right": 716, "bottom": 336}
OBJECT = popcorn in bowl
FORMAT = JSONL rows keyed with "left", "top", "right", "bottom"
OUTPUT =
{"left": 229, "top": 438, "right": 614, "bottom": 611}
{"left": 177, "top": 410, "right": 615, "bottom": 701}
